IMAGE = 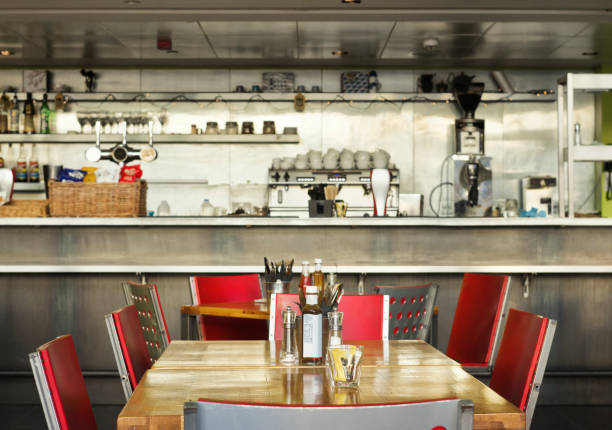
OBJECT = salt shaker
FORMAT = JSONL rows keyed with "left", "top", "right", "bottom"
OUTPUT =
{"left": 280, "top": 307, "right": 298, "bottom": 364}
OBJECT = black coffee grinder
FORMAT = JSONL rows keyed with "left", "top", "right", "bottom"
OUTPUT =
{"left": 454, "top": 73, "right": 485, "bottom": 155}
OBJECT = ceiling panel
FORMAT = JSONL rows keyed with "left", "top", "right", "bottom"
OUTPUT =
{"left": 485, "top": 22, "right": 591, "bottom": 37}
{"left": 297, "top": 21, "right": 394, "bottom": 59}
{"left": 200, "top": 21, "right": 296, "bottom": 58}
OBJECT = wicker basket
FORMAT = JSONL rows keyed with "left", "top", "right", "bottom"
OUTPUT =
{"left": 0, "top": 200, "right": 48, "bottom": 217}
{"left": 48, "top": 180, "right": 147, "bottom": 217}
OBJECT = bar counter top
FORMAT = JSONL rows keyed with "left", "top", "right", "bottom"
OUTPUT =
{"left": 1, "top": 216, "right": 611, "bottom": 227}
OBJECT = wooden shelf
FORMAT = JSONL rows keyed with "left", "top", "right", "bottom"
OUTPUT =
{"left": 0, "top": 133, "right": 300, "bottom": 144}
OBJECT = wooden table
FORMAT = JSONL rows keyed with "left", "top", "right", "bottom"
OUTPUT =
{"left": 118, "top": 340, "right": 524, "bottom": 430}
{"left": 180, "top": 301, "right": 269, "bottom": 339}
{"left": 153, "top": 340, "right": 459, "bottom": 369}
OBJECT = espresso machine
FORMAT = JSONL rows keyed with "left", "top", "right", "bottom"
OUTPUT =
{"left": 267, "top": 169, "right": 399, "bottom": 217}
{"left": 451, "top": 74, "right": 492, "bottom": 216}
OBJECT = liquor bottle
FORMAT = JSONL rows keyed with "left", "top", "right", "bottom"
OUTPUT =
{"left": 23, "top": 93, "right": 35, "bottom": 134}
{"left": 8, "top": 94, "right": 20, "bottom": 133}
{"left": 302, "top": 285, "right": 323, "bottom": 365}
{"left": 15, "top": 144, "right": 27, "bottom": 183}
{"left": 298, "top": 261, "right": 311, "bottom": 294}
{"left": 312, "top": 258, "right": 324, "bottom": 301}
{"left": 0, "top": 93, "right": 8, "bottom": 133}
{"left": 28, "top": 144, "right": 39, "bottom": 183}
{"left": 39, "top": 94, "right": 50, "bottom": 134}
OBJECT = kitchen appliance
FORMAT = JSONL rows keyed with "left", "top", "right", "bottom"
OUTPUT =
{"left": 601, "top": 163, "right": 612, "bottom": 218}
{"left": 370, "top": 168, "right": 390, "bottom": 216}
{"left": 452, "top": 155, "right": 492, "bottom": 217}
{"left": 520, "top": 176, "right": 556, "bottom": 215}
{"left": 268, "top": 169, "right": 399, "bottom": 218}
{"left": 454, "top": 74, "right": 485, "bottom": 155}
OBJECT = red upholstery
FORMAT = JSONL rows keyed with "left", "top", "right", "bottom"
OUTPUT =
{"left": 270, "top": 294, "right": 385, "bottom": 341}
{"left": 271, "top": 293, "right": 301, "bottom": 341}
{"left": 489, "top": 309, "right": 549, "bottom": 411}
{"left": 190, "top": 274, "right": 267, "bottom": 340}
{"left": 446, "top": 273, "right": 509, "bottom": 366}
{"left": 112, "top": 305, "right": 152, "bottom": 389}
{"left": 338, "top": 295, "right": 385, "bottom": 341}
{"left": 37, "top": 335, "right": 97, "bottom": 430}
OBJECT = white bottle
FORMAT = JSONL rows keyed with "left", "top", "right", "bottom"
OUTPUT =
{"left": 200, "top": 199, "right": 215, "bottom": 216}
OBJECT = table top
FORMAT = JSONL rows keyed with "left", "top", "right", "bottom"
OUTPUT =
{"left": 152, "top": 340, "right": 460, "bottom": 369}
{"left": 118, "top": 365, "right": 524, "bottom": 430}
{"left": 120, "top": 340, "right": 524, "bottom": 430}
{"left": 181, "top": 301, "right": 269, "bottom": 320}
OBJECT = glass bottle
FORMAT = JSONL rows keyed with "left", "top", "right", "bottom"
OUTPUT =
{"left": 28, "top": 144, "right": 39, "bottom": 183}
{"left": 15, "top": 144, "right": 27, "bottom": 183}
{"left": 8, "top": 94, "right": 20, "bottom": 134}
{"left": 312, "top": 258, "right": 324, "bottom": 301}
{"left": 39, "top": 94, "right": 50, "bottom": 134}
{"left": 0, "top": 145, "right": 5, "bottom": 168}
{"left": 279, "top": 307, "right": 298, "bottom": 364}
{"left": 23, "top": 93, "right": 35, "bottom": 134}
{"left": 301, "top": 285, "right": 323, "bottom": 365}
{"left": 0, "top": 92, "right": 8, "bottom": 133}
{"left": 298, "top": 261, "right": 311, "bottom": 294}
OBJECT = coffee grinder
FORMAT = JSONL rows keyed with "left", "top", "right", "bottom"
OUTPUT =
{"left": 452, "top": 74, "right": 492, "bottom": 217}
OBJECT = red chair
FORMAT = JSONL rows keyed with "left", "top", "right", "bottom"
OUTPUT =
{"left": 123, "top": 281, "right": 171, "bottom": 361}
{"left": 446, "top": 273, "right": 511, "bottom": 371}
{"left": 105, "top": 305, "right": 152, "bottom": 401}
{"left": 189, "top": 274, "right": 267, "bottom": 340}
{"left": 268, "top": 293, "right": 389, "bottom": 341}
{"left": 29, "top": 334, "right": 98, "bottom": 430}
{"left": 489, "top": 308, "right": 557, "bottom": 430}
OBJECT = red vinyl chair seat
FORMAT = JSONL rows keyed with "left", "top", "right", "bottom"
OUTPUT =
{"left": 446, "top": 273, "right": 510, "bottom": 367}
{"left": 112, "top": 305, "right": 152, "bottom": 389}
{"left": 35, "top": 334, "right": 97, "bottom": 430}
{"left": 189, "top": 274, "right": 267, "bottom": 340}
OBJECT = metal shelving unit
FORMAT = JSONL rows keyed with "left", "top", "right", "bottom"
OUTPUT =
{"left": 10, "top": 91, "right": 555, "bottom": 104}
{"left": 557, "top": 73, "right": 612, "bottom": 217}
{"left": 0, "top": 133, "right": 300, "bottom": 144}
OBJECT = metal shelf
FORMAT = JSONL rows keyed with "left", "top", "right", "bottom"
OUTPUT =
{"left": 0, "top": 133, "right": 300, "bottom": 144}
{"left": 572, "top": 145, "right": 612, "bottom": 162}
{"left": 558, "top": 74, "right": 612, "bottom": 92}
{"left": 13, "top": 182, "right": 45, "bottom": 192}
{"left": 9, "top": 91, "right": 555, "bottom": 104}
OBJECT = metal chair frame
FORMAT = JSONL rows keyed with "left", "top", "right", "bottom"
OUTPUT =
{"left": 104, "top": 313, "right": 133, "bottom": 401}
{"left": 29, "top": 351, "right": 61, "bottom": 430}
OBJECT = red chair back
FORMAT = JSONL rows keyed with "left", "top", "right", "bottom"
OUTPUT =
{"left": 112, "top": 305, "right": 152, "bottom": 390}
{"left": 446, "top": 273, "right": 510, "bottom": 367}
{"left": 338, "top": 295, "right": 388, "bottom": 341}
{"left": 489, "top": 308, "right": 556, "bottom": 429}
{"left": 268, "top": 294, "right": 389, "bottom": 341}
{"left": 269, "top": 293, "right": 301, "bottom": 341}
{"left": 189, "top": 274, "right": 267, "bottom": 340}
{"left": 34, "top": 334, "right": 97, "bottom": 430}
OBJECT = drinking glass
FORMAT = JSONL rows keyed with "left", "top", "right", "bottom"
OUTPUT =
{"left": 327, "top": 345, "right": 363, "bottom": 388}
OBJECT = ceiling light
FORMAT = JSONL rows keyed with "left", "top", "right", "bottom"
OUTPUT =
{"left": 0, "top": 50, "right": 14, "bottom": 56}
{"left": 332, "top": 50, "right": 348, "bottom": 56}
{"left": 124, "top": 0, "right": 141, "bottom": 5}
{"left": 342, "top": 0, "right": 361, "bottom": 3}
